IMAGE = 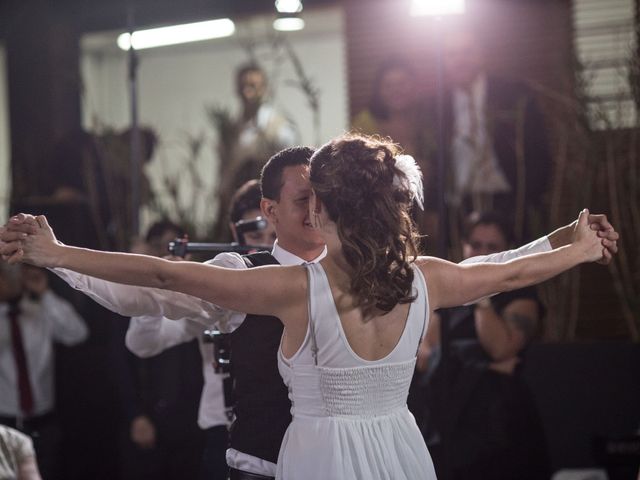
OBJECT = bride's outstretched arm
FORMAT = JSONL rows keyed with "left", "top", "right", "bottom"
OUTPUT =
{"left": 420, "top": 209, "right": 607, "bottom": 311}
{"left": 0, "top": 214, "right": 305, "bottom": 319}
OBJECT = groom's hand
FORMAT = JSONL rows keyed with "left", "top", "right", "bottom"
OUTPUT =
{"left": 587, "top": 213, "right": 618, "bottom": 265}
{"left": 0, "top": 214, "right": 44, "bottom": 262}
{"left": 549, "top": 213, "right": 618, "bottom": 265}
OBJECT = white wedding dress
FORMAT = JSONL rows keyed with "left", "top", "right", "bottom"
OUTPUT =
{"left": 276, "top": 263, "right": 437, "bottom": 479}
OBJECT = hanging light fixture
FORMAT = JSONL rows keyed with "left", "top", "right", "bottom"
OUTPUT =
{"left": 273, "top": 0, "right": 305, "bottom": 32}
{"left": 275, "top": 0, "right": 303, "bottom": 13}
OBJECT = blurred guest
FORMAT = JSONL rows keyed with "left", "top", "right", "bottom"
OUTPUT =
{"left": 414, "top": 211, "right": 550, "bottom": 480}
{"left": 434, "top": 27, "right": 552, "bottom": 244}
{"left": 113, "top": 220, "right": 204, "bottom": 480}
{"left": 352, "top": 58, "right": 432, "bottom": 161}
{"left": 0, "top": 425, "right": 42, "bottom": 480}
{"left": 214, "top": 63, "right": 299, "bottom": 240}
{"left": 351, "top": 58, "right": 437, "bottom": 239}
{"left": 229, "top": 180, "right": 277, "bottom": 246}
{"left": 126, "top": 181, "right": 275, "bottom": 480}
{"left": 0, "top": 263, "right": 88, "bottom": 479}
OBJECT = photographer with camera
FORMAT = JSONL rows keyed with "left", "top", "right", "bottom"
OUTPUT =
{"left": 114, "top": 220, "right": 205, "bottom": 480}
{"left": 125, "top": 180, "right": 276, "bottom": 480}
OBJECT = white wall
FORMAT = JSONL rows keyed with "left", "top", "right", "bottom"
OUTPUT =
{"left": 80, "top": 7, "right": 348, "bottom": 236}
{"left": 0, "top": 44, "right": 10, "bottom": 221}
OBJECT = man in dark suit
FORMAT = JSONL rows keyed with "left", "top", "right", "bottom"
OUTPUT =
{"left": 431, "top": 28, "right": 552, "bottom": 245}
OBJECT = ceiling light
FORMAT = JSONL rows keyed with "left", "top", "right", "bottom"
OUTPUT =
{"left": 275, "top": 0, "right": 303, "bottom": 13}
{"left": 117, "top": 18, "right": 235, "bottom": 50}
{"left": 411, "top": 0, "right": 466, "bottom": 16}
{"left": 273, "top": 17, "right": 305, "bottom": 32}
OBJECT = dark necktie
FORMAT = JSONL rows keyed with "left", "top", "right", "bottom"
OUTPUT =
{"left": 8, "top": 305, "right": 34, "bottom": 416}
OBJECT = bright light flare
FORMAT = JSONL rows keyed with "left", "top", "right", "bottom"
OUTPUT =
{"left": 273, "top": 17, "right": 305, "bottom": 32}
{"left": 275, "top": 0, "right": 303, "bottom": 13}
{"left": 411, "top": 0, "right": 466, "bottom": 16}
{"left": 117, "top": 18, "right": 235, "bottom": 50}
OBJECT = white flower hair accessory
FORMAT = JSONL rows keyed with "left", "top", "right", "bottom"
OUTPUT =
{"left": 392, "top": 154, "right": 424, "bottom": 210}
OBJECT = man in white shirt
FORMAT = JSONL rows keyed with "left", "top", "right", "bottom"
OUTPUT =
{"left": 213, "top": 63, "right": 299, "bottom": 242}
{"left": 126, "top": 180, "right": 276, "bottom": 480}
{"left": 0, "top": 149, "right": 619, "bottom": 480}
{"left": 0, "top": 262, "right": 88, "bottom": 479}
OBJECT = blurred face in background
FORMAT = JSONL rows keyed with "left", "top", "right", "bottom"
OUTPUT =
{"left": 444, "top": 30, "right": 484, "bottom": 90}
{"left": 462, "top": 223, "right": 508, "bottom": 259}
{"left": 239, "top": 69, "right": 267, "bottom": 107}
{"left": 378, "top": 67, "right": 417, "bottom": 115}
{"left": 235, "top": 208, "right": 277, "bottom": 246}
{"left": 147, "top": 229, "right": 182, "bottom": 258}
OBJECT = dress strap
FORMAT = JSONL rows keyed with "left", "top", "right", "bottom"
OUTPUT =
{"left": 413, "top": 266, "right": 429, "bottom": 356}
{"left": 305, "top": 264, "right": 319, "bottom": 365}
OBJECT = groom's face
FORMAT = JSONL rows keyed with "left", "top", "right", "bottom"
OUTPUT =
{"left": 261, "top": 165, "right": 324, "bottom": 252}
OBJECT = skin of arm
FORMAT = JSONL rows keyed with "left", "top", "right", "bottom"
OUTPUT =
{"left": 46, "top": 253, "right": 247, "bottom": 323}
{"left": 54, "top": 248, "right": 304, "bottom": 321}
{"left": 1, "top": 215, "right": 306, "bottom": 326}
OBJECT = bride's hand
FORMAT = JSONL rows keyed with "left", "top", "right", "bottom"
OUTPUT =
{"left": 0, "top": 214, "right": 62, "bottom": 267}
{"left": 573, "top": 209, "right": 605, "bottom": 263}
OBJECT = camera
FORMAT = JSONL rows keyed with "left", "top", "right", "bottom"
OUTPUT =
{"left": 234, "top": 216, "right": 268, "bottom": 245}
{"left": 202, "top": 329, "right": 231, "bottom": 374}
{"left": 167, "top": 217, "right": 271, "bottom": 257}
{"left": 203, "top": 329, "right": 235, "bottom": 418}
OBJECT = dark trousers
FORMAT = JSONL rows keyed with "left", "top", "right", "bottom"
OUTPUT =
{"left": 199, "top": 425, "right": 229, "bottom": 480}
{"left": 120, "top": 424, "right": 204, "bottom": 480}
{"left": 229, "top": 468, "right": 274, "bottom": 480}
{"left": 0, "top": 413, "right": 62, "bottom": 480}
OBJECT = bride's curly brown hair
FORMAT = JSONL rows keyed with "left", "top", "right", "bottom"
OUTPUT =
{"left": 309, "top": 133, "right": 422, "bottom": 316}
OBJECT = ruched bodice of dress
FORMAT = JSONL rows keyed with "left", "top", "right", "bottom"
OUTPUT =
{"left": 287, "top": 359, "right": 417, "bottom": 418}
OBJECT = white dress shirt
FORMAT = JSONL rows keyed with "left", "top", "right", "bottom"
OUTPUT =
{"left": 49, "top": 237, "right": 551, "bottom": 476}
{"left": 0, "top": 291, "right": 88, "bottom": 417}
{"left": 459, "top": 235, "right": 552, "bottom": 304}
{"left": 451, "top": 73, "right": 511, "bottom": 203}
{"left": 123, "top": 248, "right": 256, "bottom": 431}
{"left": 236, "top": 103, "right": 299, "bottom": 162}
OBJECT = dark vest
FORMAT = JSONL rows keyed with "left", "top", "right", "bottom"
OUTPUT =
{"left": 228, "top": 251, "right": 291, "bottom": 464}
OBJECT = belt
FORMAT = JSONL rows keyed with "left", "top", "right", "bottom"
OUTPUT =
{"left": 0, "top": 412, "right": 55, "bottom": 432}
{"left": 229, "top": 468, "right": 275, "bottom": 480}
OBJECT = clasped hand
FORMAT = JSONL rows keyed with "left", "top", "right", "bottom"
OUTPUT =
{"left": 0, "top": 214, "right": 61, "bottom": 267}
